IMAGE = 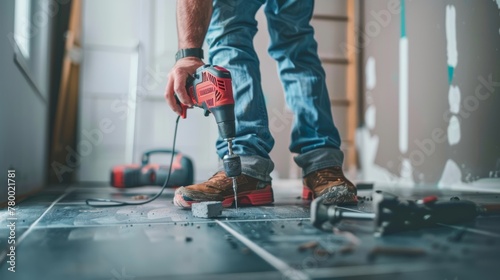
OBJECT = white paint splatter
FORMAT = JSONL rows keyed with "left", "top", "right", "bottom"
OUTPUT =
{"left": 446, "top": 5, "right": 458, "bottom": 68}
{"left": 447, "top": 115, "right": 461, "bottom": 145}
{"left": 366, "top": 57, "right": 376, "bottom": 90}
{"left": 365, "top": 105, "right": 376, "bottom": 130}
{"left": 399, "top": 37, "right": 409, "bottom": 154}
{"left": 357, "top": 126, "right": 416, "bottom": 187}
{"left": 400, "top": 158, "right": 415, "bottom": 184}
{"left": 356, "top": 127, "right": 395, "bottom": 182}
{"left": 438, "top": 161, "right": 500, "bottom": 191}
{"left": 495, "top": 0, "right": 500, "bottom": 9}
{"left": 356, "top": 127, "right": 379, "bottom": 170}
{"left": 369, "top": 165, "right": 395, "bottom": 183}
{"left": 447, "top": 178, "right": 500, "bottom": 192}
{"left": 448, "top": 85, "right": 461, "bottom": 114}
{"left": 438, "top": 159, "right": 462, "bottom": 188}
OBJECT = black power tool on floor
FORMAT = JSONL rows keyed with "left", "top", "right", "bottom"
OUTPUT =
{"left": 110, "top": 149, "right": 194, "bottom": 188}
{"left": 311, "top": 190, "right": 500, "bottom": 236}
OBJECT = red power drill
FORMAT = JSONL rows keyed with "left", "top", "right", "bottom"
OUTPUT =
{"left": 111, "top": 149, "right": 194, "bottom": 188}
{"left": 178, "top": 65, "right": 242, "bottom": 207}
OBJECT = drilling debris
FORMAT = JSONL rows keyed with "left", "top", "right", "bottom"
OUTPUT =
{"left": 298, "top": 241, "right": 319, "bottom": 252}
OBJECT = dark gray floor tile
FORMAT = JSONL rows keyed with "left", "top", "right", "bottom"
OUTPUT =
{"left": 224, "top": 217, "right": 500, "bottom": 279}
{"left": 16, "top": 191, "right": 65, "bottom": 205}
{"left": 0, "top": 223, "right": 276, "bottom": 280}
{"left": 0, "top": 204, "right": 49, "bottom": 229}
{"left": 30, "top": 184, "right": 309, "bottom": 228}
{"left": 33, "top": 203, "right": 310, "bottom": 228}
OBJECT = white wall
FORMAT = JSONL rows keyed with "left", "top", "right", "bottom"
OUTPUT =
{"left": 77, "top": 0, "right": 140, "bottom": 182}
{"left": 358, "top": 1, "right": 500, "bottom": 190}
{"left": 0, "top": 0, "right": 50, "bottom": 201}
{"left": 78, "top": 0, "right": 220, "bottom": 182}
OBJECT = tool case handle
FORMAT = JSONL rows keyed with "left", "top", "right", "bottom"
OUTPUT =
{"left": 141, "top": 149, "right": 179, "bottom": 165}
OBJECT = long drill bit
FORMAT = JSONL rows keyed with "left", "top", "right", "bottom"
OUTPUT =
{"left": 232, "top": 177, "right": 238, "bottom": 211}
{"left": 226, "top": 139, "right": 239, "bottom": 211}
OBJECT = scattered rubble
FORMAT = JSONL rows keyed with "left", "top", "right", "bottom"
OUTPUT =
{"left": 132, "top": 195, "right": 149, "bottom": 200}
{"left": 298, "top": 241, "right": 319, "bottom": 252}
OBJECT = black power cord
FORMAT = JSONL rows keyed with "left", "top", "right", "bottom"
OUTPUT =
{"left": 85, "top": 115, "right": 181, "bottom": 207}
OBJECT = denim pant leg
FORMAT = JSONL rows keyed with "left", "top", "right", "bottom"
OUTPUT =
{"left": 207, "top": 0, "right": 274, "bottom": 182}
{"left": 264, "top": 0, "right": 344, "bottom": 176}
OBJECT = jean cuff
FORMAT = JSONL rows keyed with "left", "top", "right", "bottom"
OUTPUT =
{"left": 294, "top": 147, "right": 344, "bottom": 177}
{"left": 218, "top": 155, "right": 274, "bottom": 182}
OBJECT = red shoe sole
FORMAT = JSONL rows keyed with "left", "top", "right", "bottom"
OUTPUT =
{"left": 174, "top": 185, "right": 274, "bottom": 209}
{"left": 302, "top": 186, "right": 314, "bottom": 200}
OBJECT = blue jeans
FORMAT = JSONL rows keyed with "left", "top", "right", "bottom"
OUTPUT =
{"left": 207, "top": 0, "right": 344, "bottom": 182}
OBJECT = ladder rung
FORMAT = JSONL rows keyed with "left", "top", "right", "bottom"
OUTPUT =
{"left": 321, "top": 57, "right": 349, "bottom": 64}
{"left": 312, "top": 15, "right": 349, "bottom": 22}
{"left": 330, "top": 99, "right": 350, "bottom": 106}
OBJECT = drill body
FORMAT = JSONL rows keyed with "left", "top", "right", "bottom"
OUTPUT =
{"left": 180, "top": 65, "right": 235, "bottom": 139}
{"left": 180, "top": 65, "right": 242, "bottom": 180}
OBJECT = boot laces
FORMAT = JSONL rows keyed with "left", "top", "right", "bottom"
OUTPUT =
{"left": 207, "top": 171, "right": 232, "bottom": 186}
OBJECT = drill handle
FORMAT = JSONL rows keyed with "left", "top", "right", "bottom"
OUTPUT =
{"left": 174, "top": 74, "right": 197, "bottom": 119}
{"left": 175, "top": 95, "right": 189, "bottom": 119}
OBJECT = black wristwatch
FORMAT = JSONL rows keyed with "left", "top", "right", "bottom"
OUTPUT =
{"left": 175, "top": 48, "right": 204, "bottom": 61}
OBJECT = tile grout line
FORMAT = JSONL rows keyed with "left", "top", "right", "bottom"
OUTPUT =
{"left": 304, "top": 262, "right": 450, "bottom": 278}
{"left": 219, "top": 217, "right": 309, "bottom": 223}
{"left": 436, "top": 223, "right": 500, "bottom": 238}
{"left": 0, "top": 189, "right": 73, "bottom": 264}
{"left": 215, "top": 220, "right": 311, "bottom": 280}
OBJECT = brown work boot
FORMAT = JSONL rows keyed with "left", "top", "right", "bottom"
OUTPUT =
{"left": 173, "top": 171, "right": 274, "bottom": 209}
{"left": 302, "top": 166, "right": 358, "bottom": 205}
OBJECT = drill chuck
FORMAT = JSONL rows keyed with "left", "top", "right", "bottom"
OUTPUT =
{"left": 223, "top": 154, "right": 241, "bottom": 178}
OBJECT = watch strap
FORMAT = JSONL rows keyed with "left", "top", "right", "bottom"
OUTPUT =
{"left": 175, "top": 48, "right": 204, "bottom": 61}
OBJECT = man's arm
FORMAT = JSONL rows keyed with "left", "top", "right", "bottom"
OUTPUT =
{"left": 165, "top": 0, "right": 213, "bottom": 115}
{"left": 177, "top": 0, "right": 212, "bottom": 49}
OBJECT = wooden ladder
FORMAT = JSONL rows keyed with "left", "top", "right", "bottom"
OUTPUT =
{"left": 312, "top": 0, "right": 359, "bottom": 171}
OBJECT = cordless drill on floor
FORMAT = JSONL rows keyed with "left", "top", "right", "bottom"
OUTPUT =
{"left": 178, "top": 65, "right": 242, "bottom": 208}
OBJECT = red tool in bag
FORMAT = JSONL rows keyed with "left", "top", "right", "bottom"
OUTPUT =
{"left": 110, "top": 149, "right": 194, "bottom": 188}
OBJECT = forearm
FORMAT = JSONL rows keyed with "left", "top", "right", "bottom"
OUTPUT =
{"left": 166, "top": 1, "right": 212, "bottom": 113}
{"left": 176, "top": 0, "right": 213, "bottom": 49}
